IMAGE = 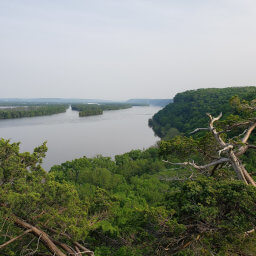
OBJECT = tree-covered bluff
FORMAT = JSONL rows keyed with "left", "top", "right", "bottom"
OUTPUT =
{"left": 149, "top": 87, "right": 256, "bottom": 139}
{"left": 2, "top": 90, "right": 256, "bottom": 255}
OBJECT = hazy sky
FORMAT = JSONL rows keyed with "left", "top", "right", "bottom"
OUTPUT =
{"left": 1, "top": 0, "right": 256, "bottom": 100}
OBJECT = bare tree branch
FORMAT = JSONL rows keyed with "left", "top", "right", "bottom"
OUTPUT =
{"left": 210, "top": 163, "right": 222, "bottom": 176}
{"left": 163, "top": 158, "right": 229, "bottom": 171}
{"left": 235, "top": 145, "right": 249, "bottom": 156}
{"left": 13, "top": 217, "right": 66, "bottom": 256}
{"left": 245, "top": 227, "right": 256, "bottom": 236}
{"left": 241, "top": 122, "right": 256, "bottom": 143}
{"left": 45, "top": 227, "right": 94, "bottom": 256}
{"left": 190, "top": 128, "right": 209, "bottom": 134}
{"left": 170, "top": 111, "right": 256, "bottom": 187}
{"left": 0, "top": 229, "right": 32, "bottom": 249}
{"left": 218, "top": 145, "right": 233, "bottom": 156}
{"left": 206, "top": 113, "right": 226, "bottom": 147}
{"left": 53, "top": 240, "right": 75, "bottom": 255}
{"left": 221, "top": 121, "right": 251, "bottom": 133}
{"left": 74, "top": 242, "right": 94, "bottom": 256}
{"left": 248, "top": 145, "right": 256, "bottom": 149}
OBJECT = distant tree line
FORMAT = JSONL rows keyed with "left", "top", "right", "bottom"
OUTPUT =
{"left": 71, "top": 103, "right": 132, "bottom": 117}
{"left": 126, "top": 98, "right": 172, "bottom": 106}
{"left": 0, "top": 104, "right": 68, "bottom": 119}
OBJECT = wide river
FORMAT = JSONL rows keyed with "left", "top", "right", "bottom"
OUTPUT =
{"left": 0, "top": 106, "right": 161, "bottom": 170}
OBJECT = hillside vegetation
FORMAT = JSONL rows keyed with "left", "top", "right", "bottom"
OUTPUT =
{"left": 149, "top": 87, "right": 256, "bottom": 138}
{"left": 2, "top": 88, "right": 256, "bottom": 255}
{"left": 2, "top": 131, "right": 256, "bottom": 255}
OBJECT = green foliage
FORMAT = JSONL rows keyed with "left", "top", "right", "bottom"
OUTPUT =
{"left": 3, "top": 90, "right": 256, "bottom": 255}
{"left": 0, "top": 139, "right": 89, "bottom": 255}
{"left": 150, "top": 86, "right": 256, "bottom": 138}
{"left": 49, "top": 141, "right": 256, "bottom": 255}
{"left": 71, "top": 103, "right": 132, "bottom": 117}
{"left": 0, "top": 104, "right": 68, "bottom": 119}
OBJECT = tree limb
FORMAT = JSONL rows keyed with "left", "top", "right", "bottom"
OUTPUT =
{"left": 206, "top": 113, "right": 226, "bottom": 147}
{"left": 45, "top": 227, "right": 94, "bottom": 256}
{"left": 241, "top": 122, "right": 256, "bottom": 143}
{"left": 0, "top": 229, "right": 32, "bottom": 249}
{"left": 163, "top": 158, "right": 229, "bottom": 171}
{"left": 13, "top": 216, "right": 66, "bottom": 256}
{"left": 248, "top": 145, "right": 256, "bottom": 149}
{"left": 223, "top": 121, "right": 251, "bottom": 133}
{"left": 190, "top": 128, "right": 209, "bottom": 134}
{"left": 218, "top": 144, "right": 233, "bottom": 156}
{"left": 245, "top": 227, "right": 256, "bottom": 236}
{"left": 74, "top": 242, "right": 94, "bottom": 256}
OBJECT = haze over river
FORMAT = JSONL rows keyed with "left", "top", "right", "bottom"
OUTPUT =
{"left": 0, "top": 106, "right": 161, "bottom": 170}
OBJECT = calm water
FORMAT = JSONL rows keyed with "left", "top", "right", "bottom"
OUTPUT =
{"left": 0, "top": 106, "right": 161, "bottom": 170}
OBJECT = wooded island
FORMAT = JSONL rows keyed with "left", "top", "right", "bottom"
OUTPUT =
{"left": 0, "top": 104, "right": 68, "bottom": 119}
{"left": 71, "top": 103, "right": 133, "bottom": 117}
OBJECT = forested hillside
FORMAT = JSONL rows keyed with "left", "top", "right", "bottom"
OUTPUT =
{"left": 2, "top": 89, "right": 256, "bottom": 255}
{"left": 149, "top": 87, "right": 256, "bottom": 138}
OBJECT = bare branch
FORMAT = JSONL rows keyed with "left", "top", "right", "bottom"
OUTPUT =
{"left": 223, "top": 121, "right": 251, "bottom": 133}
{"left": 237, "top": 144, "right": 256, "bottom": 157}
{"left": 248, "top": 145, "right": 256, "bottom": 149}
{"left": 207, "top": 112, "right": 222, "bottom": 124}
{"left": 218, "top": 145, "right": 233, "bottom": 156}
{"left": 206, "top": 113, "right": 226, "bottom": 147}
{"left": 190, "top": 128, "right": 209, "bottom": 134}
{"left": 74, "top": 242, "right": 95, "bottom": 256}
{"left": 46, "top": 228, "right": 94, "bottom": 256}
{"left": 25, "top": 233, "right": 42, "bottom": 256}
{"left": 229, "top": 128, "right": 248, "bottom": 141}
{"left": 53, "top": 240, "right": 75, "bottom": 254}
{"left": 241, "top": 165, "right": 256, "bottom": 186}
{"left": 229, "top": 151, "right": 248, "bottom": 184}
{"left": 241, "top": 122, "right": 256, "bottom": 143}
{"left": 0, "top": 229, "right": 32, "bottom": 249}
{"left": 163, "top": 158, "right": 229, "bottom": 171}
{"left": 245, "top": 227, "right": 256, "bottom": 236}
{"left": 236, "top": 145, "right": 249, "bottom": 156}
{"left": 13, "top": 216, "right": 66, "bottom": 256}
{"left": 210, "top": 163, "right": 223, "bottom": 176}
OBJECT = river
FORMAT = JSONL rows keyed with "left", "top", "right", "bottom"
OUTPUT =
{"left": 0, "top": 106, "right": 161, "bottom": 170}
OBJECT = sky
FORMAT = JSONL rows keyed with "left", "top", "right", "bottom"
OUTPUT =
{"left": 0, "top": 0, "right": 256, "bottom": 100}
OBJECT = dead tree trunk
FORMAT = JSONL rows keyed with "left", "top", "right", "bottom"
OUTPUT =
{"left": 175, "top": 113, "right": 256, "bottom": 186}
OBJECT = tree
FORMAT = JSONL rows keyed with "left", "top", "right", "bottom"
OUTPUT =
{"left": 162, "top": 97, "right": 256, "bottom": 186}
{"left": 0, "top": 139, "right": 94, "bottom": 255}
